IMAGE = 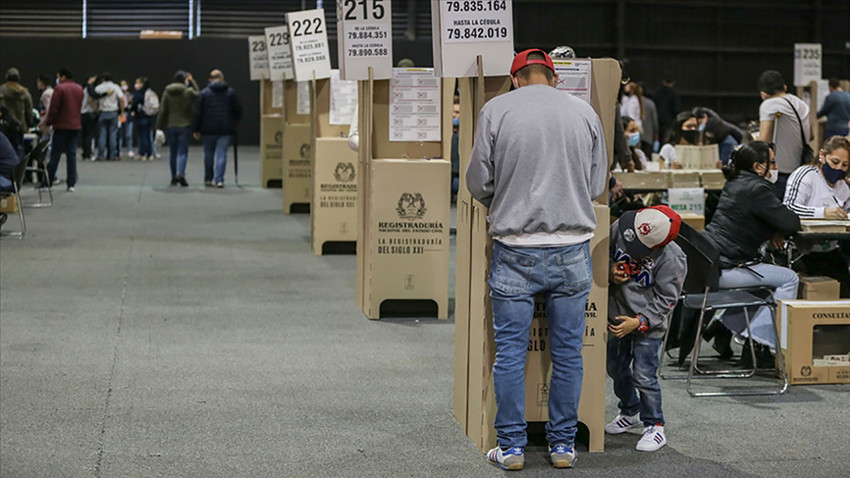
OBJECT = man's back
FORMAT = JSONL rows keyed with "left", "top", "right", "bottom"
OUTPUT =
{"left": 196, "top": 82, "right": 241, "bottom": 135}
{"left": 95, "top": 81, "right": 121, "bottom": 112}
{"left": 760, "top": 94, "right": 810, "bottom": 174}
{"left": 466, "top": 84, "right": 607, "bottom": 238}
{"left": 818, "top": 90, "right": 850, "bottom": 135}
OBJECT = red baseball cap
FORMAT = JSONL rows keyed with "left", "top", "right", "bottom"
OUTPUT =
{"left": 618, "top": 205, "right": 682, "bottom": 258}
{"left": 510, "top": 49, "right": 556, "bottom": 76}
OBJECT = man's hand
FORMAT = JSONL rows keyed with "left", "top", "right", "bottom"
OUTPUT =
{"left": 610, "top": 178, "right": 624, "bottom": 201}
{"left": 193, "top": 132, "right": 201, "bottom": 140}
{"left": 825, "top": 207, "right": 848, "bottom": 220}
{"left": 610, "top": 261, "right": 629, "bottom": 285}
{"left": 770, "top": 232, "right": 786, "bottom": 249}
{"left": 609, "top": 316, "right": 640, "bottom": 338}
{"left": 185, "top": 73, "right": 193, "bottom": 84}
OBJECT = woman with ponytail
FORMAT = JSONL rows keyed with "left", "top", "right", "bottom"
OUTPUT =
{"left": 701, "top": 141, "right": 801, "bottom": 365}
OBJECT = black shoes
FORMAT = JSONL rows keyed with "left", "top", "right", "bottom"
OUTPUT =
{"left": 177, "top": 176, "right": 188, "bottom": 187}
{"left": 170, "top": 178, "right": 178, "bottom": 186}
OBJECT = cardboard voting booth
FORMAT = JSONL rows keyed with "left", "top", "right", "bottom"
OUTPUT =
{"left": 779, "top": 300, "right": 850, "bottom": 385}
{"left": 310, "top": 72, "right": 358, "bottom": 255}
{"left": 355, "top": 69, "right": 453, "bottom": 320}
{"left": 282, "top": 80, "right": 314, "bottom": 213}
{"left": 452, "top": 57, "right": 622, "bottom": 454}
{"left": 259, "top": 80, "right": 284, "bottom": 187}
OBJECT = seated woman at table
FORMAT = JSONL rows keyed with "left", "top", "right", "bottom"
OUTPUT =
{"left": 702, "top": 142, "right": 801, "bottom": 367}
{"left": 612, "top": 115, "right": 647, "bottom": 172}
{"left": 659, "top": 111, "right": 700, "bottom": 170}
{"left": 783, "top": 135, "right": 850, "bottom": 297}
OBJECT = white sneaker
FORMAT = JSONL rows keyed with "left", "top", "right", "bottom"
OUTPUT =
{"left": 636, "top": 425, "right": 666, "bottom": 452}
{"left": 128, "top": 151, "right": 135, "bottom": 158}
{"left": 605, "top": 413, "right": 641, "bottom": 435}
{"left": 486, "top": 446, "right": 524, "bottom": 471}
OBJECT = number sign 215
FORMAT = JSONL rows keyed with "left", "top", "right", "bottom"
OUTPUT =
{"left": 343, "top": 0, "right": 385, "bottom": 21}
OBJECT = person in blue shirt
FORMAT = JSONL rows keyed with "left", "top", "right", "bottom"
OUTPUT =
{"left": 817, "top": 78, "right": 850, "bottom": 138}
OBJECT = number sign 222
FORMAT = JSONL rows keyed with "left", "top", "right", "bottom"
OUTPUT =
{"left": 292, "top": 18, "right": 324, "bottom": 37}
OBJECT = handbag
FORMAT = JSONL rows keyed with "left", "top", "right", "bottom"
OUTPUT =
{"left": 782, "top": 97, "right": 814, "bottom": 165}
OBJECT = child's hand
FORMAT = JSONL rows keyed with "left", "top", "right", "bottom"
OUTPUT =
{"left": 609, "top": 316, "right": 640, "bottom": 338}
{"left": 610, "top": 261, "right": 629, "bottom": 285}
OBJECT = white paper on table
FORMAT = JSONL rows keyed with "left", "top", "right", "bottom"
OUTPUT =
{"left": 389, "top": 68, "right": 441, "bottom": 142}
{"left": 297, "top": 80, "right": 311, "bottom": 115}
{"left": 272, "top": 80, "right": 284, "bottom": 108}
{"left": 329, "top": 70, "right": 358, "bottom": 125}
{"left": 554, "top": 59, "right": 592, "bottom": 105}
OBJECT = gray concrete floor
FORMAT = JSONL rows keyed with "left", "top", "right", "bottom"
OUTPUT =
{"left": 1, "top": 147, "right": 848, "bottom": 478}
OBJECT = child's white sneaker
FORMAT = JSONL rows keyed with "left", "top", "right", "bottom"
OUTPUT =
{"left": 636, "top": 424, "right": 666, "bottom": 452}
{"left": 604, "top": 413, "right": 641, "bottom": 434}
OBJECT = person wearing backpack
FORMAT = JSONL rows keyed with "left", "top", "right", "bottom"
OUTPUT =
{"left": 130, "top": 77, "right": 157, "bottom": 161}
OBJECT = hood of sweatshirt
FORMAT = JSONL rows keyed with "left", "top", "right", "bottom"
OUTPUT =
{"left": 0, "top": 82, "right": 29, "bottom": 98}
{"left": 208, "top": 81, "right": 230, "bottom": 93}
{"left": 165, "top": 83, "right": 188, "bottom": 95}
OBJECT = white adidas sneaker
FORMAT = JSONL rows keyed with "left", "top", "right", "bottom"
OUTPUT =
{"left": 604, "top": 413, "right": 641, "bottom": 435}
{"left": 636, "top": 425, "right": 667, "bottom": 452}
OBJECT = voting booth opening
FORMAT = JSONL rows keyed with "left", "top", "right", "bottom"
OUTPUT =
{"left": 452, "top": 57, "right": 623, "bottom": 453}
{"left": 355, "top": 68, "right": 453, "bottom": 320}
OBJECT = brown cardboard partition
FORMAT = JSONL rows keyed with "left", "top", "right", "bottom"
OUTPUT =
{"left": 312, "top": 78, "right": 349, "bottom": 139}
{"left": 312, "top": 138, "right": 358, "bottom": 255}
{"left": 260, "top": 79, "right": 283, "bottom": 116}
{"left": 460, "top": 203, "right": 609, "bottom": 452}
{"left": 283, "top": 79, "right": 311, "bottom": 125}
{"left": 779, "top": 300, "right": 850, "bottom": 385}
{"left": 282, "top": 124, "right": 312, "bottom": 213}
{"left": 355, "top": 74, "right": 454, "bottom": 320}
{"left": 260, "top": 114, "right": 283, "bottom": 187}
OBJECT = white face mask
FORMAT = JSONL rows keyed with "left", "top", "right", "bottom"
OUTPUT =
{"left": 766, "top": 169, "right": 778, "bottom": 183}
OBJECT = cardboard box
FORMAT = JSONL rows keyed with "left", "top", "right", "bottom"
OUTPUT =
{"left": 312, "top": 138, "right": 358, "bottom": 255}
{"left": 463, "top": 204, "right": 608, "bottom": 453}
{"left": 798, "top": 276, "right": 840, "bottom": 300}
{"left": 0, "top": 194, "right": 18, "bottom": 213}
{"left": 675, "top": 144, "right": 719, "bottom": 170}
{"left": 282, "top": 123, "right": 313, "bottom": 214}
{"left": 779, "top": 300, "right": 850, "bottom": 385}
{"left": 283, "top": 80, "right": 311, "bottom": 124}
{"left": 679, "top": 212, "right": 705, "bottom": 231}
{"left": 360, "top": 159, "right": 450, "bottom": 319}
{"left": 700, "top": 170, "right": 726, "bottom": 189}
{"left": 261, "top": 79, "right": 283, "bottom": 116}
{"left": 614, "top": 171, "right": 670, "bottom": 190}
{"left": 670, "top": 171, "right": 702, "bottom": 188}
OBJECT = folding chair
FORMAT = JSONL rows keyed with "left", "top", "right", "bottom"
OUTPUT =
{"left": 24, "top": 139, "right": 52, "bottom": 207}
{"left": 0, "top": 159, "right": 27, "bottom": 239}
{"left": 660, "top": 223, "right": 788, "bottom": 397}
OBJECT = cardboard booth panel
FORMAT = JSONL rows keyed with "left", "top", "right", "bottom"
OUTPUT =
{"left": 260, "top": 115, "right": 283, "bottom": 162}
{"left": 314, "top": 78, "right": 350, "bottom": 138}
{"left": 261, "top": 158, "right": 282, "bottom": 187}
{"left": 282, "top": 124, "right": 313, "bottom": 213}
{"left": 364, "top": 159, "right": 451, "bottom": 319}
{"left": 779, "top": 300, "right": 850, "bottom": 385}
{"left": 312, "top": 138, "right": 358, "bottom": 254}
{"left": 261, "top": 79, "right": 283, "bottom": 115}
{"left": 284, "top": 80, "right": 311, "bottom": 124}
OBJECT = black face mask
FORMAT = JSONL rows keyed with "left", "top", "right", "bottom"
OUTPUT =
{"left": 681, "top": 130, "right": 700, "bottom": 145}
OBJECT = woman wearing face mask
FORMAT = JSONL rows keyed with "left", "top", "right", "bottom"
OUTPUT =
{"left": 701, "top": 142, "right": 801, "bottom": 366}
{"left": 614, "top": 115, "right": 646, "bottom": 172}
{"left": 659, "top": 111, "right": 700, "bottom": 169}
{"left": 130, "top": 77, "right": 155, "bottom": 160}
{"left": 783, "top": 135, "right": 850, "bottom": 296}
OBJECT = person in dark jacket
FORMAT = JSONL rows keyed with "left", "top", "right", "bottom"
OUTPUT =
{"left": 0, "top": 68, "right": 34, "bottom": 158}
{"left": 702, "top": 141, "right": 801, "bottom": 359}
{"left": 156, "top": 70, "right": 198, "bottom": 186}
{"left": 43, "top": 68, "right": 84, "bottom": 191}
{"left": 194, "top": 69, "right": 242, "bottom": 188}
{"left": 0, "top": 131, "right": 20, "bottom": 192}
{"left": 652, "top": 75, "right": 680, "bottom": 143}
{"left": 130, "top": 77, "right": 156, "bottom": 161}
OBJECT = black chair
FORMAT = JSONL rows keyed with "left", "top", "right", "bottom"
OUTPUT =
{"left": 0, "top": 157, "right": 28, "bottom": 239}
{"left": 23, "top": 138, "right": 52, "bottom": 207}
{"left": 660, "top": 223, "right": 788, "bottom": 397}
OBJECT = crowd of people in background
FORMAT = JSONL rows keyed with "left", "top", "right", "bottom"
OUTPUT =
{"left": 0, "top": 65, "right": 242, "bottom": 196}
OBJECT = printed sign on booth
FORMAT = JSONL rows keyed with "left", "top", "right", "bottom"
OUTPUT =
{"left": 794, "top": 43, "right": 821, "bottom": 87}
{"left": 430, "top": 0, "right": 514, "bottom": 78}
{"left": 337, "top": 0, "right": 393, "bottom": 80}
{"left": 248, "top": 35, "right": 270, "bottom": 81}
{"left": 286, "top": 8, "right": 332, "bottom": 82}
{"left": 265, "top": 25, "right": 294, "bottom": 81}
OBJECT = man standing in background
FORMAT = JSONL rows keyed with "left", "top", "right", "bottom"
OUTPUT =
{"left": 43, "top": 68, "right": 83, "bottom": 192}
{"left": 653, "top": 74, "right": 680, "bottom": 143}
{"left": 94, "top": 73, "right": 124, "bottom": 161}
{"left": 817, "top": 78, "right": 850, "bottom": 139}
{"left": 194, "top": 69, "right": 242, "bottom": 189}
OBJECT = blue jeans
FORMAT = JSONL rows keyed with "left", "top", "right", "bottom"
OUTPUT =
{"left": 45, "top": 129, "right": 79, "bottom": 188}
{"left": 97, "top": 111, "right": 119, "bottom": 159}
{"left": 202, "top": 134, "right": 232, "bottom": 183}
{"left": 166, "top": 126, "right": 192, "bottom": 179}
{"left": 137, "top": 117, "right": 152, "bottom": 157}
{"left": 121, "top": 117, "right": 133, "bottom": 152}
{"left": 607, "top": 334, "right": 664, "bottom": 427}
{"left": 489, "top": 240, "right": 592, "bottom": 449}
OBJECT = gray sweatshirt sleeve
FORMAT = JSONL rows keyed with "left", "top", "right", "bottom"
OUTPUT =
{"left": 466, "top": 108, "right": 495, "bottom": 207}
{"left": 639, "top": 250, "right": 687, "bottom": 332}
{"left": 590, "top": 114, "right": 609, "bottom": 199}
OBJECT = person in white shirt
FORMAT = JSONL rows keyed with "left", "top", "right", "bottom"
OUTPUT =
{"left": 94, "top": 73, "right": 124, "bottom": 161}
{"left": 619, "top": 81, "right": 642, "bottom": 129}
{"left": 757, "top": 70, "right": 811, "bottom": 200}
{"left": 783, "top": 135, "right": 850, "bottom": 297}
{"left": 658, "top": 111, "right": 700, "bottom": 169}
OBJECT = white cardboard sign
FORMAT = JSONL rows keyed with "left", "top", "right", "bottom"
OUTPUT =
{"left": 389, "top": 68, "right": 441, "bottom": 142}
{"left": 286, "top": 9, "right": 332, "bottom": 82}
{"left": 668, "top": 188, "right": 705, "bottom": 216}
{"left": 430, "top": 0, "right": 514, "bottom": 78}
{"left": 553, "top": 59, "right": 592, "bottom": 105}
{"left": 265, "top": 25, "right": 295, "bottom": 81}
{"left": 248, "top": 35, "right": 270, "bottom": 81}
{"left": 297, "top": 81, "right": 311, "bottom": 116}
{"left": 336, "top": 0, "right": 393, "bottom": 80}
{"left": 794, "top": 43, "right": 821, "bottom": 87}
{"left": 330, "top": 70, "right": 358, "bottom": 125}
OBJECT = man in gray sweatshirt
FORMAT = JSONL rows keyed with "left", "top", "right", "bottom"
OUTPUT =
{"left": 467, "top": 49, "right": 608, "bottom": 471}
{"left": 606, "top": 205, "right": 686, "bottom": 453}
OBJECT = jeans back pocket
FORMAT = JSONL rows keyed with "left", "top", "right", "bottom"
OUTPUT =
{"left": 555, "top": 246, "right": 592, "bottom": 295}
{"left": 489, "top": 246, "right": 537, "bottom": 296}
